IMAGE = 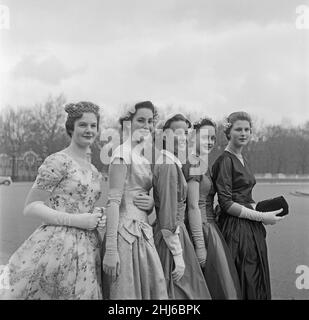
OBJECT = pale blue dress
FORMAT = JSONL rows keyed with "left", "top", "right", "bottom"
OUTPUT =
{"left": 102, "top": 141, "right": 168, "bottom": 299}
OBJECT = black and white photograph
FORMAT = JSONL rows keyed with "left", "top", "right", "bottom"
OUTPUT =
{"left": 0, "top": 0, "right": 309, "bottom": 303}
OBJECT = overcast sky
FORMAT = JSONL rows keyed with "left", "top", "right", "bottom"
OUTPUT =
{"left": 0, "top": 0, "right": 308, "bottom": 125}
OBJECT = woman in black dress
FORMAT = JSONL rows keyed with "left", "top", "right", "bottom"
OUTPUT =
{"left": 212, "top": 111, "right": 284, "bottom": 300}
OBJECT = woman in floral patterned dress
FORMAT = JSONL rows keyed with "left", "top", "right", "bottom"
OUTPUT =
{"left": 0, "top": 101, "right": 106, "bottom": 300}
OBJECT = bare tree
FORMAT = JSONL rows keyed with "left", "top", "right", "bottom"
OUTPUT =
{"left": 296, "top": 122, "right": 309, "bottom": 174}
{"left": 31, "top": 94, "right": 68, "bottom": 157}
{"left": 0, "top": 107, "right": 33, "bottom": 156}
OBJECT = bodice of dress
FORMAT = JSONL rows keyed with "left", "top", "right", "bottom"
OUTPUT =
{"left": 182, "top": 159, "right": 216, "bottom": 224}
{"left": 111, "top": 141, "right": 153, "bottom": 223}
{"left": 153, "top": 150, "right": 188, "bottom": 230}
{"left": 33, "top": 152, "right": 102, "bottom": 215}
{"left": 198, "top": 170, "right": 216, "bottom": 223}
{"left": 212, "top": 151, "right": 256, "bottom": 212}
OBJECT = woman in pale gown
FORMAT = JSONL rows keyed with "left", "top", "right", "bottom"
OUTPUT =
{"left": 183, "top": 117, "right": 241, "bottom": 299}
{"left": 0, "top": 102, "right": 106, "bottom": 299}
{"left": 152, "top": 113, "right": 210, "bottom": 299}
{"left": 102, "top": 101, "right": 167, "bottom": 299}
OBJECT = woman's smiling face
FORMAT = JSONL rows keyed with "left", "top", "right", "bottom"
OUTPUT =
{"left": 130, "top": 107, "right": 154, "bottom": 142}
{"left": 196, "top": 125, "right": 216, "bottom": 155}
{"left": 71, "top": 112, "right": 98, "bottom": 147}
{"left": 167, "top": 120, "right": 189, "bottom": 155}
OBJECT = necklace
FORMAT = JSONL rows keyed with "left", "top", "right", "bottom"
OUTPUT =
{"left": 225, "top": 146, "right": 244, "bottom": 165}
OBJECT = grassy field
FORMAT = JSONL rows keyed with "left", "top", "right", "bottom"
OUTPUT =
{"left": 1, "top": 181, "right": 309, "bottom": 299}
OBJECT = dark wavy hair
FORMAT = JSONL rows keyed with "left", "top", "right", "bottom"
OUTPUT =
{"left": 193, "top": 117, "right": 217, "bottom": 132}
{"left": 162, "top": 113, "right": 191, "bottom": 151}
{"left": 118, "top": 101, "right": 158, "bottom": 130}
{"left": 224, "top": 111, "right": 252, "bottom": 140}
{"left": 163, "top": 113, "right": 192, "bottom": 131}
{"left": 64, "top": 101, "right": 100, "bottom": 137}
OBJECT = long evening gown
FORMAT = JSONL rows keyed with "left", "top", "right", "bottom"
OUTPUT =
{"left": 183, "top": 163, "right": 241, "bottom": 299}
{"left": 0, "top": 152, "right": 103, "bottom": 299}
{"left": 102, "top": 141, "right": 168, "bottom": 299}
{"left": 212, "top": 150, "right": 271, "bottom": 300}
{"left": 153, "top": 150, "right": 210, "bottom": 299}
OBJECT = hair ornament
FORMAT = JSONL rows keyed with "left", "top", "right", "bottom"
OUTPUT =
{"left": 64, "top": 101, "right": 100, "bottom": 117}
{"left": 119, "top": 103, "right": 138, "bottom": 123}
{"left": 118, "top": 101, "right": 159, "bottom": 127}
{"left": 192, "top": 116, "right": 216, "bottom": 130}
{"left": 222, "top": 119, "right": 232, "bottom": 131}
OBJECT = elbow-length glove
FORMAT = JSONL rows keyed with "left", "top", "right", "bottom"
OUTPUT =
{"left": 188, "top": 207, "right": 206, "bottom": 267}
{"left": 161, "top": 226, "right": 185, "bottom": 282}
{"left": 24, "top": 201, "right": 102, "bottom": 230}
{"left": 102, "top": 189, "right": 121, "bottom": 281}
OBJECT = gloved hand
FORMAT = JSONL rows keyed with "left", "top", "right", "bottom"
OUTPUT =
{"left": 195, "top": 247, "right": 206, "bottom": 268}
{"left": 73, "top": 212, "right": 103, "bottom": 230}
{"left": 239, "top": 206, "right": 284, "bottom": 225}
{"left": 93, "top": 207, "right": 106, "bottom": 230}
{"left": 161, "top": 227, "right": 186, "bottom": 281}
{"left": 261, "top": 210, "right": 285, "bottom": 225}
{"left": 172, "top": 253, "right": 185, "bottom": 282}
{"left": 102, "top": 250, "right": 120, "bottom": 282}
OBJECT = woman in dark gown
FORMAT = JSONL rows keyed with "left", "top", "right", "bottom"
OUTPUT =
{"left": 183, "top": 117, "right": 241, "bottom": 299}
{"left": 153, "top": 113, "right": 210, "bottom": 299}
{"left": 212, "top": 111, "right": 284, "bottom": 300}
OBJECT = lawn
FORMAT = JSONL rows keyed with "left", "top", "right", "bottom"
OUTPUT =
{"left": 1, "top": 181, "right": 309, "bottom": 299}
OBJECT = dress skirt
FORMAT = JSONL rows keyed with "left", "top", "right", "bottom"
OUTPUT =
{"left": 218, "top": 213, "right": 271, "bottom": 300}
{"left": 154, "top": 223, "right": 210, "bottom": 299}
{"left": 0, "top": 225, "right": 103, "bottom": 300}
{"left": 102, "top": 217, "right": 168, "bottom": 299}
{"left": 203, "top": 222, "right": 241, "bottom": 299}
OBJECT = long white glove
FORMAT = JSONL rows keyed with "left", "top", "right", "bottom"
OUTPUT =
{"left": 239, "top": 206, "right": 284, "bottom": 225}
{"left": 186, "top": 180, "right": 206, "bottom": 266}
{"left": 102, "top": 189, "right": 122, "bottom": 282}
{"left": 24, "top": 201, "right": 102, "bottom": 230}
{"left": 161, "top": 227, "right": 185, "bottom": 281}
{"left": 187, "top": 208, "right": 206, "bottom": 267}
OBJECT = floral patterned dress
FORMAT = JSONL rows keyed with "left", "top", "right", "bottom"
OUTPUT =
{"left": 0, "top": 152, "right": 103, "bottom": 300}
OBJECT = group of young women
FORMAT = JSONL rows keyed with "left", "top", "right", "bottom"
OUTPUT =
{"left": 0, "top": 100, "right": 284, "bottom": 300}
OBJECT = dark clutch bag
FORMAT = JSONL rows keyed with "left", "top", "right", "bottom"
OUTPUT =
{"left": 256, "top": 196, "right": 289, "bottom": 217}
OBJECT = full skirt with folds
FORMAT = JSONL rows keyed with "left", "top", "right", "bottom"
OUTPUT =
{"left": 218, "top": 213, "right": 271, "bottom": 300}
{"left": 154, "top": 222, "right": 210, "bottom": 299}
{"left": 0, "top": 225, "right": 103, "bottom": 300}
{"left": 102, "top": 218, "right": 168, "bottom": 299}
{"left": 203, "top": 222, "right": 242, "bottom": 299}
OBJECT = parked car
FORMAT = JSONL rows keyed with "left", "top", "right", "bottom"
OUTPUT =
{"left": 0, "top": 176, "right": 12, "bottom": 185}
